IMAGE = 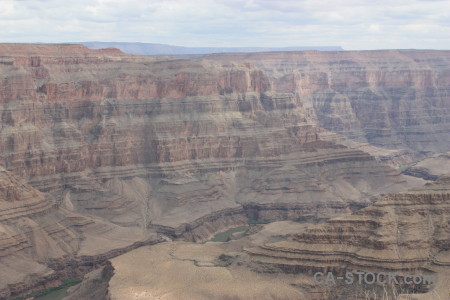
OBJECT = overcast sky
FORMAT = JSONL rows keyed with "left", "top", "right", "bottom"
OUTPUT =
{"left": 1, "top": 0, "right": 449, "bottom": 50}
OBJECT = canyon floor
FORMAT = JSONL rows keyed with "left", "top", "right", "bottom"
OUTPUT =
{"left": 107, "top": 222, "right": 312, "bottom": 300}
{"left": 68, "top": 201, "right": 450, "bottom": 300}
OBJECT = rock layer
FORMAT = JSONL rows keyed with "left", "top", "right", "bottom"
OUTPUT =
{"left": 244, "top": 177, "right": 450, "bottom": 298}
{"left": 205, "top": 50, "right": 450, "bottom": 164}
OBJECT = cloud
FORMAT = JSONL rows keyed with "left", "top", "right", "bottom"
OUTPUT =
{"left": 368, "top": 24, "right": 381, "bottom": 33}
{"left": 0, "top": 0, "right": 449, "bottom": 50}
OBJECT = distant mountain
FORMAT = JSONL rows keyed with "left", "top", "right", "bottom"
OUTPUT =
{"left": 77, "top": 41, "right": 343, "bottom": 55}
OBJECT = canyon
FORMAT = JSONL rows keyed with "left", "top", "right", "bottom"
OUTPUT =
{"left": 0, "top": 44, "right": 449, "bottom": 299}
{"left": 100, "top": 177, "right": 450, "bottom": 299}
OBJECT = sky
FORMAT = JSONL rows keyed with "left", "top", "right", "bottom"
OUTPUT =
{"left": 1, "top": 0, "right": 449, "bottom": 50}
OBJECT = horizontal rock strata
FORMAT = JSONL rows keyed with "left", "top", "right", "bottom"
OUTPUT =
{"left": 205, "top": 50, "right": 450, "bottom": 162}
{"left": 244, "top": 177, "right": 450, "bottom": 298}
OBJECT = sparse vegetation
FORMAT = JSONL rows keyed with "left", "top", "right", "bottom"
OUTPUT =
{"left": 13, "top": 277, "right": 81, "bottom": 300}
{"left": 214, "top": 254, "right": 234, "bottom": 267}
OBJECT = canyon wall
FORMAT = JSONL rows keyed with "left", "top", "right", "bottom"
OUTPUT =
{"left": 0, "top": 44, "right": 426, "bottom": 228}
{"left": 206, "top": 50, "right": 450, "bottom": 164}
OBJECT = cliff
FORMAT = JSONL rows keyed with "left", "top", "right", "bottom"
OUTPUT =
{"left": 205, "top": 50, "right": 450, "bottom": 165}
